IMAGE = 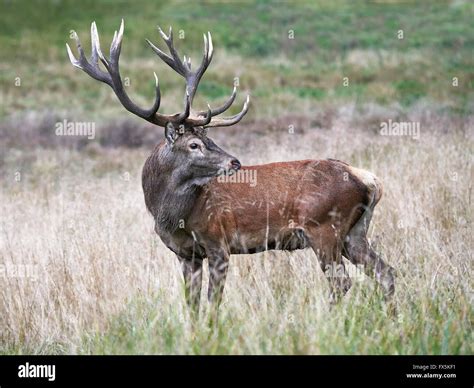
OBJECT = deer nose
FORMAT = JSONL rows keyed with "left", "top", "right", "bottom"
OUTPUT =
{"left": 230, "top": 158, "right": 241, "bottom": 170}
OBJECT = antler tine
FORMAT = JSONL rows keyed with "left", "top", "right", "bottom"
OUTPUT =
{"left": 147, "top": 26, "right": 187, "bottom": 77}
{"left": 204, "top": 95, "right": 250, "bottom": 128}
{"left": 200, "top": 32, "right": 214, "bottom": 74}
{"left": 109, "top": 18, "right": 124, "bottom": 66}
{"left": 187, "top": 104, "right": 212, "bottom": 126}
{"left": 67, "top": 19, "right": 163, "bottom": 124}
{"left": 91, "top": 21, "right": 109, "bottom": 70}
{"left": 66, "top": 29, "right": 111, "bottom": 84}
{"left": 175, "top": 91, "right": 191, "bottom": 123}
{"left": 197, "top": 86, "right": 237, "bottom": 117}
{"left": 146, "top": 38, "right": 176, "bottom": 72}
{"left": 148, "top": 28, "right": 184, "bottom": 70}
{"left": 185, "top": 31, "right": 214, "bottom": 105}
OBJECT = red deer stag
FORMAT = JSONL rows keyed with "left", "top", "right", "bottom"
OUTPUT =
{"left": 67, "top": 20, "right": 395, "bottom": 316}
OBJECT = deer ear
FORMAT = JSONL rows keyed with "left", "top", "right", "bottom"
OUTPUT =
{"left": 165, "top": 122, "right": 177, "bottom": 145}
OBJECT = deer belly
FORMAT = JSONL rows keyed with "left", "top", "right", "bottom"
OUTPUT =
{"left": 229, "top": 228, "right": 309, "bottom": 254}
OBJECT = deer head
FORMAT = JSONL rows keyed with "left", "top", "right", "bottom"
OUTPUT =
{"left": 66, "top": 19, "right": 248, "bottom": 180}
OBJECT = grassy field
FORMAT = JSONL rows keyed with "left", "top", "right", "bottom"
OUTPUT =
{"left": 0, "top": 0, "right": 473, "bottom": 354}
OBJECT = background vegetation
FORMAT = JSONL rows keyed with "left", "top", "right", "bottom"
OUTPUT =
{"left": 0, "top": 0, "right": 472, "bottom": 354}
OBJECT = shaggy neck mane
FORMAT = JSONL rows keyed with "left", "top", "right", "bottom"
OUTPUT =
{"left": 155, "top": 185, "right": 200, "bottom": 233}
{"left": 142, "top": 144, "right": 202, "bottom": 234}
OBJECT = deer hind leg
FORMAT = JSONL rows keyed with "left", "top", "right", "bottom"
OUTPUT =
{"left": 306, "top": 226, "right": 352, "bottom": 304}
{"left": 178, "top": 256, "right": 203, "bottom": 318}
{"left": 343, "top": 209, "right": 395, "bottom": 300}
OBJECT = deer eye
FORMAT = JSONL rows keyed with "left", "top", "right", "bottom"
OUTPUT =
{"left": 189, "top": 143, "right": 199, "bottom": 150}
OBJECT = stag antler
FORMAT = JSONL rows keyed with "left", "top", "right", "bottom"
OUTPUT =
{"left": 66, "top": 19, "right": 250, "bottom": 128}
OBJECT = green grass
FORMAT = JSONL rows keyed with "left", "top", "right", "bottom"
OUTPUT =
{"left": 394, "top": 79, "right": 427, "bottom": 106}
{"left": 78, "top": 285, "right": 472, "bottom": 355}
{"left": 78, "top": 263, "right": 468, "bottom": 353}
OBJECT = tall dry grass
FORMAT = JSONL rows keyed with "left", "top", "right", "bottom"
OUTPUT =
{"left": 0, "top": 108, "right": 472, "bottom": 354}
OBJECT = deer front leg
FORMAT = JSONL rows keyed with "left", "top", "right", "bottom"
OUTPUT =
{"left": 178, "top": 256, "right": 203, "bottom": 318}
{"left": 207, "top": 251, "right": 229, "bottom": 309}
